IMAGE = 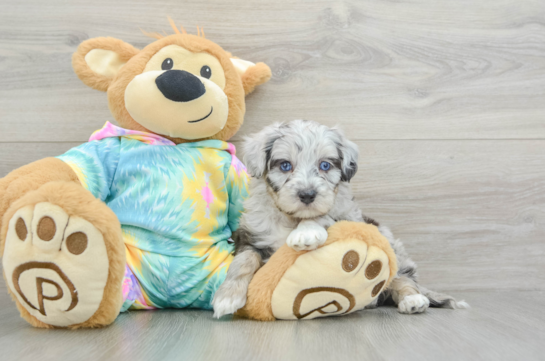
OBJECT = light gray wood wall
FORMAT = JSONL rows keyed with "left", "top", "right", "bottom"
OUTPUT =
{"left": 0, "top": 0, "right": 544, "bottom": 293}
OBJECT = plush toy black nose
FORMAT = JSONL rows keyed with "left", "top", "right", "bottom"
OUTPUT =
{"left": 155, "top": 70, "right": 206, "bottom": 102}
{"left": 298, "top": 190, "right": 317, "bottom": 205}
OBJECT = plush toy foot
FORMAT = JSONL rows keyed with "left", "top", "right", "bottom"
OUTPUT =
{"left": 1, "top": 182, "right": 125, "bottom": 328}
{"left": 237, "top": 221, "right": 398, "bottom": 321}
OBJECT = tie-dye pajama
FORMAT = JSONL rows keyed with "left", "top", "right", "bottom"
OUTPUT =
{"left": 57, "top": 122, "right": 249, "bottom": 312}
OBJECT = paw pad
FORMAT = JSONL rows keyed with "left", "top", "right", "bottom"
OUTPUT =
{"left": 15, "top": 218, "right": 27, "bottom": 240}
{"left": 371, "top": 280, "right": 386, "bottom": 297}
{"left": 365, "top": 260, "right": 382, "bottom": 279}
{"left": 66, "top": 232, "right": 88, "bottom": 255}
{"left": 37, "top": 216, "right": 56, "bottom": 241}
{"left": 342, "top": 250, "right": 359, "bottom": 272}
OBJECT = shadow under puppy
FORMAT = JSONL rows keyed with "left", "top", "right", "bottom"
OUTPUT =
{"left": 212, "top": 119, "right": 468, "bottom": 318}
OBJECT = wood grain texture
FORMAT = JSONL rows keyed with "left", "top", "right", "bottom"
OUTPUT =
{"left": 0, "top": 0, "right": 544, "bottom": 359}
{"left": 0, "top": 0, "right": 545, "bottom": 141}
{"left": 0, "top": 288, "right": 543, "bottom": 361}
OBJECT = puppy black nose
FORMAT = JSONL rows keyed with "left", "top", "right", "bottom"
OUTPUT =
{"left": 155, "top": 70, "right": 206, "bottom": 102}
{"left": 298, "top": 190, "right": 317, "bottom": 205}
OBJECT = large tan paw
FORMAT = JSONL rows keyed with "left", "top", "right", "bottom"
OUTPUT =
{"left": 271, "top": 237, "right": 392, "bottom": 320}
{"left": 2, "top": 202, "right": 111, "bottom": 327}
{"left": 236, "top": 221, "right": 397, "bottom": 321}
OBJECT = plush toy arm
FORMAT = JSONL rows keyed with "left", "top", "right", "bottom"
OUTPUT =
{"left": 56, "top": 138, "right": 121, "bottom": 201}
{"left": 225, "top": 157, "right": 250, "bottom": 232}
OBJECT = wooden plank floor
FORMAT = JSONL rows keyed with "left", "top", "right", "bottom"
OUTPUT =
{"left": 0, "top": 0, "right": 544, "bottom": 360}
{"left": 0, "top": 285, "right": 543, "bottom": 361}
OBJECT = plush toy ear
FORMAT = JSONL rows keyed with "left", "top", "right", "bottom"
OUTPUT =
{"left": 72, "top": 37, "right": 139, "bottom": 92}
{"left": 231, "top": 58, "right": 272, "bottom": 95}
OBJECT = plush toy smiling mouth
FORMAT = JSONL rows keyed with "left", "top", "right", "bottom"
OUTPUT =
{"left": 124, "top": 51, "right": 230, "bottom": 140}
{"left": 188, "top": 106, "right": 213, "bottom": 123}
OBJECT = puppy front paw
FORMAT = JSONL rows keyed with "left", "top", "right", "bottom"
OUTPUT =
{"left": 286, "top": 221, "right": 328, "bottom": 251}
{"left": 398, "top": 294, "right": 430, "bottom": 314}
{"left": 212, "top": 281, "right": 248, "bottom": 319}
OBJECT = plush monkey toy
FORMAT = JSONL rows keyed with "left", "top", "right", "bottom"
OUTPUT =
{"left": 0, "top": 21, "right": 271, "bottom": 328}
{"left": 0, "top": 21, "right": 397, "bottom": 328}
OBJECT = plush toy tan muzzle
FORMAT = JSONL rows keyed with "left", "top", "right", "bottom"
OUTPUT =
{"left": 124, "top": 68, "right": 229, "bottom": 139}
{"left": 122, "top": 44, "right": 231, "bottom": 139}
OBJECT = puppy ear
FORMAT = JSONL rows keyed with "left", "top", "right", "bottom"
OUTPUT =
{"left": 231, "top": 58, "right": 272, "bottom": 95}
{"left": 243, "top": 124, "right": 282, "bottom": 178}
{"left": 72, "top": 37, "right": 139, "bottom": 92}
{"left": 334, "top": 129, "right": 359, "bottom": 182}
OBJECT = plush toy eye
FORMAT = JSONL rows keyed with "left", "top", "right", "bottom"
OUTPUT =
{"left": 319, "top": 161, "right": 331, "bottom": 171}
{"left": 280, "top": 161, "right": 292, "bottom": 172}
{"left": 200, "top": 65, "right": 212, "bottom": 79}
{"left": 161, "top": 58, "right": 173, "bottom": 70}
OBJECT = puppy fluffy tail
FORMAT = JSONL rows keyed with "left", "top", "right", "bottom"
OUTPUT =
{"left": 420, "top": 286, "right": 470, "bottom": 309}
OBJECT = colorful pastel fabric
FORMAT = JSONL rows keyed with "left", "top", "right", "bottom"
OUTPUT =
{"left": 57, "top": 122, "right": 249, "bottom": 312}
{"left": 90, "top": 121, "right": 176, "bottom": 146}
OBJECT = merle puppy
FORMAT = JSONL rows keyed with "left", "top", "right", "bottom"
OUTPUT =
{"left": 212, "top": 120, "right": 468, "bottom": 318}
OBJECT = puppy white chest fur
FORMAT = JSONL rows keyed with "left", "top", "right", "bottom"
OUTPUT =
{"left": 241, "top": 181, "right": 298, "bottom": 251}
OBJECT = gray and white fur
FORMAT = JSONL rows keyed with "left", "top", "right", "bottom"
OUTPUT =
{"left": 212, "top": 120, "right": 468, "bottom": 318}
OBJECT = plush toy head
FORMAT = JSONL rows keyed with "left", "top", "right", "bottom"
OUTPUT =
{"left": 72, "top": 21, "right": 271, "bottom": 143}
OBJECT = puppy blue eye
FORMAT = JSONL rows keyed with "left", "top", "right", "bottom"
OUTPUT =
{"left": 320, "top": 161, "right": 331, "bottom": 171}
{"left": 280, "top": 161, "right": 292, "bottom": 172}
